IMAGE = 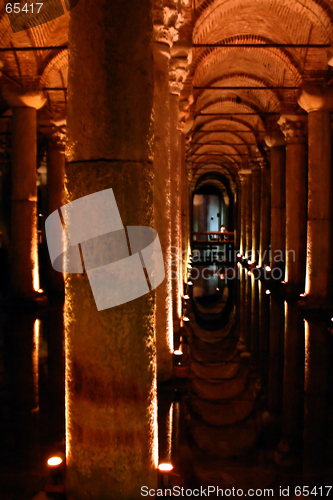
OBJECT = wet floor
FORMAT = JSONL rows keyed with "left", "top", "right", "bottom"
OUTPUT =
{"left": 0, "top": 263, "right": 332, "bottom": 499}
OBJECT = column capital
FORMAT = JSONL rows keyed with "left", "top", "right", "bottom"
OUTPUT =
{"left": 298, "top": 84, "right": 333, "bottom": 113}
{"left": 264, "top": 128, "right": 285, "bottom": 148}
{"left": 169, "top": 56, "right": 189, "bottom": 96}
{"left": 278, "top": 114, "right": 307, "bottom": 144}
{"left": 153, "top": 0, "right": 182, "bottom": 46}
{"left": 3, "top": 85, "right": 46, "bottom": 109}
{"left": 49, "top": 124, "right": 66, "bottom": 152}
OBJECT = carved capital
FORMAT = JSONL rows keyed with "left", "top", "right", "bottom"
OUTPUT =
{"left": 153, "top": 0, "right": 182, "bottom": 46}
{"left": 278, "top": 115, "right": 307, "bottom": 144}
{"left": 169, "top": 56, "right": 189, "bottom": 95}
{"left": 264, "top": 128, "right": 285, "bottom": 148}
{"left": 49, "top": 125, "right": 66, "bottom": 151}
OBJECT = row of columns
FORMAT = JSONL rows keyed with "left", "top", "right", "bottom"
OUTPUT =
{"left": 238, "top": 87, "right": 333, "bottom": 478}
{"left": 1, "top": 2, "right": 190, "bottom": 498}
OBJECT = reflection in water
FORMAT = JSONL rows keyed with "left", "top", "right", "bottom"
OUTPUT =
{"left": 0, "top": 301, "right": 65, "bottom": 500}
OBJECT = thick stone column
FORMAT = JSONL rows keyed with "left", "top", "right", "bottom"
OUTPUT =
{"left": 298, "top": 86, "right": 333, "bottom": 476}
{"left": 276, "top": 115, "right": 307, "bottom": 464}
{"left": 3, "top": 89, "right": 46, "bottom": 299}
{"left": 65, "top": 2, "right": 157, "bottom": 498}
{"left": 265, "top": 130, "right": 286, "bottom": 412}
{"left": 47, "top": 128, "right": 66, "bottom": 293}
{"left": 169, "top": 53, "right": 189, "bottom": 334}
{"left": 153, "top": 38, "right": 174, "bottom": 380}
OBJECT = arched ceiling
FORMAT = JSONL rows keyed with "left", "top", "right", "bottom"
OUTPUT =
{"left": 180, "top": 0, "right": 333, "bottom": 185}
{"left": 0, "top": 2, "right": 69, "bottom": 131}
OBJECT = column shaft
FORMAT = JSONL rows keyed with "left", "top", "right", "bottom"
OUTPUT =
{"left": 170, "top": 93, "right": 182, "bottom": 332}
{"left": 10, "top": 107, "right": 38, "bottom": 298}
{"left": 153, "top": 42, "right": 173, "bottom": 380}
{"left": 65, "top": 1, "right": 157, "bottom": 497}
{"left": 268, "top": 145, "right": 285, "bottom": 413}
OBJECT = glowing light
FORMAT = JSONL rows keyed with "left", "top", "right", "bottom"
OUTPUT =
{"left": 237, "top": 262, "right": 241, "bottom": 268}
{"left": 183, "top": 295, "right": 190, "bottom": 300}
{"left": 265, "top": 266, "right": 271, "bottom": 272}
{"left": 37, "top": 288, "right": 44, "bottom": 294}
{"left": 158, "top": 463, "right": 173, "bottom": 472}
{"left": 174, "top": 350, "right": 183, "bottom": 355}
{"left": 187, "top": 264, "right": 192, "bottom": 269}
{"left": 188, "top": 281, "right": 193, "bottom": 285}
{"left": 47, "top": 457, "right": 63, "bottom": 466}
{"left": 281, "top": 281, "right": 286, "bottom": 284}
{"left": 216, "top": 287, "right": 219, "bottom": 291}
{"left": 237, "top": 253, "right": 241, "bottom": 258}
{"left": 266, "top": 290, "right": 271, "bottom": 295}
{"left": 300, "top": 293, "right": 306, "bottom": 297}
{"left": 182, "top": 316, "right": 190, "bottom": 322}
{"left": 331, "top": 318, "right": 333, "bottom": 322}
{"left": 248, "top": 271, "right": 251, "bottom": 276}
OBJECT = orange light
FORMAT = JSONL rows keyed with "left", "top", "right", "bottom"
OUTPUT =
{"left": 183, "top": 295, "right": 190, "bottom": 300}
{"left": 158, "top": 463, "right": 173, "bottom": 472}
{"left": 37, "top": 288, "right": 44, "bottom": 294}
{"left": 266, "top": 290, "right": 271, "bottom": 295}
{"left": 182, "top": 316, "right": 190, "bottom": 322}
{"left": 47, "top": 457, "right": 63, "bottom": 466}
{"left": 174, "top": 350, "right": 183, "bottom": 355}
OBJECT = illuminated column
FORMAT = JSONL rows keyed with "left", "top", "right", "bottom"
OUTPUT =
{"left": 264, "top": 130, "right": 286, "bottom": 412}
{"left": 258, "top": 157, "right": 271, "bottom": 383}
{"left": 47, "top": 128, "right": 66, "bottom": 293}
{"left": 259, "top": 158, "right": 271, "bottom": 267}
{"left": 276, "top": 115, "right": 307, "bottom": 464}
{"left": 250, "top": 163, "right": 260, "bottom": 365}
{"left": 239, "top": 173, "right": 247, "bottom": 256}
{"left": 298, "top": 86, "right": 333, "bottom": 475}
{"left": 245, "top": 171, "right": 252, "bottom": 260}
{"left": 3, "top": 88, "right": 46, "bottom": 299}
{"left": 65, "top": 1, "right": 157, "bottom": 497}
{"left": 251, "top": 164, "right": 261, "bottom": 263}
{"left": 153, "top": 31, "right": 174, "bottom": 381}
{"left": 169, "top": 53, "right": 189, "bottom": 332}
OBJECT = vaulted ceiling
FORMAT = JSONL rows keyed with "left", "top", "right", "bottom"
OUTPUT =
{"left": 1, "top": 0, "right": 333, "bottom": 190}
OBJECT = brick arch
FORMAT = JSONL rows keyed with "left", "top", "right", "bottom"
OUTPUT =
{"left": 193, "top": 0, "right": 333, "bottom": 45}
{"left": 195, "top": 74, "right": 282, "bottom": 113}
{"left": 193, "top": 44, "right": 301, "bottom": 89}
{"left": 40, "top": 49, "right": 68, "bottom": 87}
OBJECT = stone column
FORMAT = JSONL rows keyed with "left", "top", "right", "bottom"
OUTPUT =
{"left": 251, "top": 164, "right": 261, "bottom": 264}
{"left": 153, "top": 37, "right": 174, "bottom": 380}
{"left": 276, "top": 115, "right": 307, "bottom": 464}
{"left": 245, "top": 172, "right": 252, "bottom": 260}
{"left": 259, "top": 158, "right": 271, "bottom": 267}
{"left": 239, "top": 174, "right": 247, "bottom": 256}
{"left": 3, "top": 88, "right": 46, "bottom": 299}
{"left": 169, "top": 53, "right": 189, "bottom": 334}
{"left": 265, "top": 130, "right": 286, "bottom": 412}
{"left": 47, "top": 127, "right": 66, "bottom": 293}
{"left": 65, "top": 1, "right": 157, "bottom": 497}
{"left": 250, "top": 164, "right": 260, "bottom": 365}
{"left": 298, "top": 86, "right": 333, "bottom": 476}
